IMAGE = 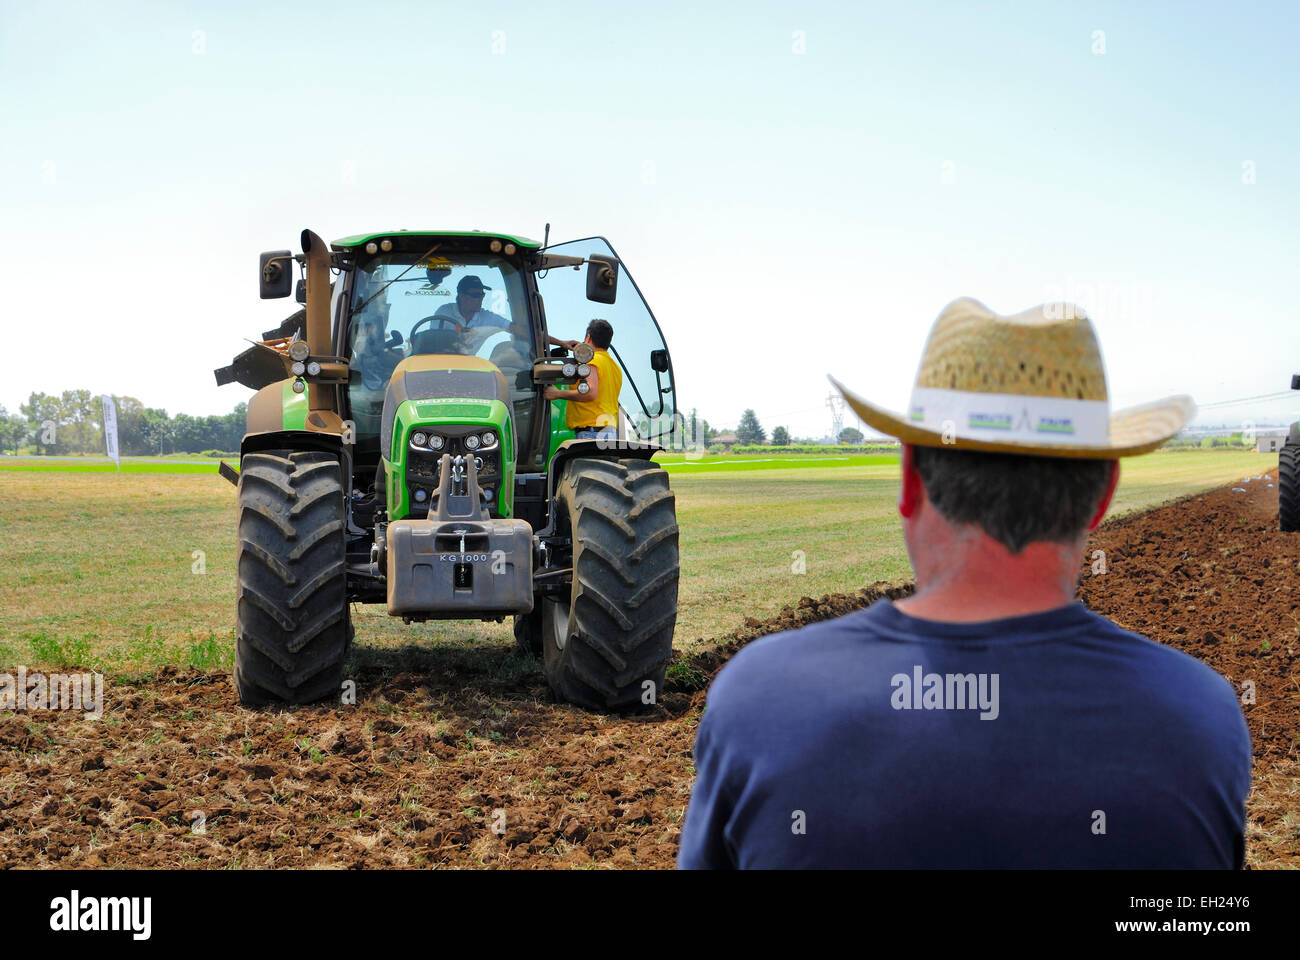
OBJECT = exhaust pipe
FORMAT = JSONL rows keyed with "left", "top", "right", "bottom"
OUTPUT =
{"left": 301, "top": 229, "right": 332, "bottom": 364}
{"left": 299, "top": 229, "right": 344, "bottom": 433}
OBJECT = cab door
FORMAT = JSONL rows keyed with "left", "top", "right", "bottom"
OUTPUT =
{"left": 537, "top": 237, "right": 678, "bottom": 443}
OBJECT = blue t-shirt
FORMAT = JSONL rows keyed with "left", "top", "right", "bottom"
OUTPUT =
{"left": 678, "top": 599, "right": 1251, "bottom": 869}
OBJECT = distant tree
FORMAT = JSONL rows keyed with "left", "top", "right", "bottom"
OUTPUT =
{"left": 58, "top": 390, "right": 100, "bottom": 454}
{"left": 0, "top": 406, "right": 27, "bottom": 454}
{"left": 19, "top": 392, "right": 63, "bottom": 455}
{"left": 771, "top": 425, "right": 790, "bottom": 445}
{"left": 146, "top": 418, "right": 174, "bottom": 455}
{"left": 736, "top": 409, "right": 766, "bottom": 446}
{"left": 839, "top": 426, "right": 864, "bottom": 444}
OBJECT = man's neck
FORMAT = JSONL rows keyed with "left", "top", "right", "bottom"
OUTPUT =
{"left": 896, "top": 532, "right": 1082, "bottom": 623}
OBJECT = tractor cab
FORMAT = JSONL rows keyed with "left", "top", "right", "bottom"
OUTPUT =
{"left": 332, "top": 232, "right": 678, "bottom": 505}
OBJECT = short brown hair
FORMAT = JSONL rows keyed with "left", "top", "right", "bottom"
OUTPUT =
{"left": 911, "top": 445, "right": 1112, "bottom": 553}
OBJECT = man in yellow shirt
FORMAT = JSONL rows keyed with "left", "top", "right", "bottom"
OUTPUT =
{"left": 543, "top": 319, "right": 622, "bottom": 440}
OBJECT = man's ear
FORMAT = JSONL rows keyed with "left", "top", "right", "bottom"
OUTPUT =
{"left": 899, "top": 443, "right": 924, "bottom": 519}
{"left": 1087, "top": 459, "right": 1121, "bottom": 531}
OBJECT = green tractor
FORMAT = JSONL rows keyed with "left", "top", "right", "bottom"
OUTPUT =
{"left": 214, "top": 228, "right": 681, "bottom": 711}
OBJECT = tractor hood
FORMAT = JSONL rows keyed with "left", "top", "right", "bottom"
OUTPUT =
{"left": 380, "top": 355, "right": 510, "bottom": 459}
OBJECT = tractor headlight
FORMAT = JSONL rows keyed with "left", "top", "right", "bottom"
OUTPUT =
{"left": 562, "top": 362, "right": 576, "bottom": 378}
{"left": 481, "top": 431, "right": 496, "bottom": 448}
{"left": 429, "top": 434, "right": 445, "bottom": 450}
{"left": 413, "top": 488, "right": 428, "bottom": 502}
{"left": 412, "top": 431, "right": 428, "bottom": 447}
{"left": 465, "top": 433, "right": 481, "bottom": 451}
{"left": 577, "top": 381, "right": 591, "bottom": 395}
{"left": 577, "top": 364, "right": 590, "bottom": 378}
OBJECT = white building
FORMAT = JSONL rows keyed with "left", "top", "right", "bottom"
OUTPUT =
{"left": 1256, "top": 431, "right": 1288, "bottom": 453}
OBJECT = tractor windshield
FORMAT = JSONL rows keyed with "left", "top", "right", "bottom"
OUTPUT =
{"left": 346, "top": 252, "right": 538, "bottom": 463}
{"left": 537, "top": 237, "right": 677, "bottom": 443}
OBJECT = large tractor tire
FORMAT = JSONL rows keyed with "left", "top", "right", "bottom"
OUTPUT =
{"left": 1280, "top": 439, "right": 1300, "bottom": 532}
{"left": 234, "top": 450, "right": 350, "bottom": 706}
{"left": 542, "top": 457, "right": 679, "bottom": 711}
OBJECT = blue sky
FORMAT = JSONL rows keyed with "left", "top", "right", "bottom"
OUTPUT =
{"left": 2, "top": 0, "right": 1297, "bottom": 438}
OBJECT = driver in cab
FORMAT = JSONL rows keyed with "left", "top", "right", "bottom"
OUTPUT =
{"left": 433, "top": 276, "right": 509, "bottom": 353}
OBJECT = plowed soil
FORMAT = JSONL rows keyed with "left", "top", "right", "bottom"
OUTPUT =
{"left": 1, "top": 473, "right": 1295, "bottom": 868}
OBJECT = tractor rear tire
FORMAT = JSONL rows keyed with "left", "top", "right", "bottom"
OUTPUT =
{"left": 542, "top": 457, "right": 679, "bottom": 711}
{"left": 513, "top": 609, "right": 543, "bottom": 656}
{"left": 1280, "top": 440, "right": 1300, "bottom": 532}
{"left": 234, "top": 450, "right": 349, "bottom": 706}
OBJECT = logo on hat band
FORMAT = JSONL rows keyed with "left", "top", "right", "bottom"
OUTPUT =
{"left": 907, "top": 387, "right": 1109, "bottom": 447}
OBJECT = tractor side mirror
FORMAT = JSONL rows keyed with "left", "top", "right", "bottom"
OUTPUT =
{"left": 259, "top": 250, "right": 294, "bottom": 299}
{"left": 295, "top": 279, "right": 307, "bottom": 305}
{"left": 1291, "top": 373, "right": 1300, "bottom": 391}
{"left": 650, "top": 349, "right": 670, "bottom": 373}
{"left": 586, "top": 255, "right": 619, "bottom": 304}
{"left": 386, "top": 330, "right": 404, "bottom": 349}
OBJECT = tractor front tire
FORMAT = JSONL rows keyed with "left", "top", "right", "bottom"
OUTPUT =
{"left": 543, "top": 457, "right": 679, "bottom": 711}
{"left": 1280, "top": 440, "right": 1300, "bottom": 532}
{"left": 234, "top": 450, "right": 349, "bottom": 706}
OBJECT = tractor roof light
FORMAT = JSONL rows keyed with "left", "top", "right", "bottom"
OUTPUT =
{"left": 489, "top": 239, "right": 502, "bottom": 253}
{"left": 365, "top": 242, "right": 379, "bottom": 254}
{"left": 503, "top": 243, "right": 516, "bottom": 255}
{"left": 380, "top": 239, "right": 393, "bottom": 252}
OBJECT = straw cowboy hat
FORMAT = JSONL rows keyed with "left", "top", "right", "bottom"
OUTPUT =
{"left": 830, "top": 298, "right": 1195, "bottom": 459}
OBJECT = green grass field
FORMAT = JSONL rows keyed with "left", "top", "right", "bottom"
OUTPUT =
{"left": 0, "top": 449, "right": 1271, "bottom": 674}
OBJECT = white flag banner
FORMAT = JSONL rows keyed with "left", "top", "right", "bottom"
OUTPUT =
{"left": 101, "top": 395, "right": 120, "bottom": 468}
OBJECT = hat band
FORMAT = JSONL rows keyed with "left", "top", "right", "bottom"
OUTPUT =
{"left": 906, "top": 386, "right": 1110, "bottom": 446}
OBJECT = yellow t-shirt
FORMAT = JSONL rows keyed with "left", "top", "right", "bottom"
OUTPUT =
{"left": 564, "top": 348, "right": 622, "bottom": 430}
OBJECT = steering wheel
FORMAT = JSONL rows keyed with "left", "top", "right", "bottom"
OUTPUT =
{"left": 410, "top": 314, "right": 459, "bottom": 342}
